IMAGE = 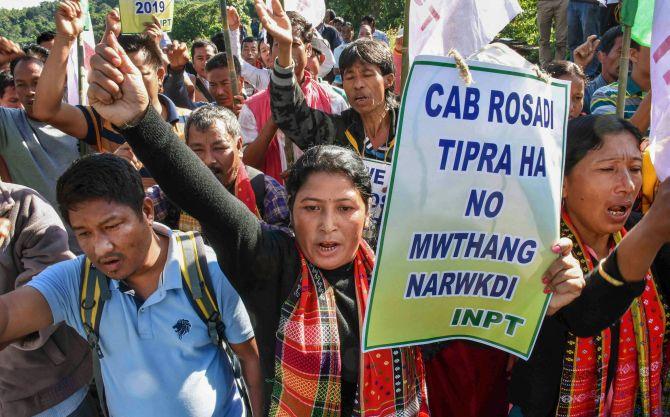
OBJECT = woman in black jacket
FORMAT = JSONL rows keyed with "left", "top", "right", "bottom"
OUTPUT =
{"left": 85, "top": 25, "right": 664, "bottom": 417}
{"left": 509, "top": 115, "right": 670, "bottom": 417}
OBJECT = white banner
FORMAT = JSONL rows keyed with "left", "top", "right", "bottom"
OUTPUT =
{"left": 408, "top": 0, "right": 522, "bottom": 62}
{"left": 266, "top": 0, "right": 325, "bottom": 30}
{"left": 650, "top": 0, "right": 670, "bottom": 180}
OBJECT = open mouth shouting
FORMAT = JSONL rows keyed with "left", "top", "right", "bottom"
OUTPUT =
{"left": 318, "top": 241, "right": 341, "bottom": 255}
{"left": 606, "top": 202, "right": 632, "bottom": 221}
{"left": 98, "top": 256, "right": 123, "bottom": 275}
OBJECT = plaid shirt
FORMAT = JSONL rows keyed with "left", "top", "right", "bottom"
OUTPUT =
{"left": 147, "top": 173, "right": 291, "bottom": 233}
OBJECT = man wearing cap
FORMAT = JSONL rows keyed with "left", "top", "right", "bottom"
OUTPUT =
{"left": 306, "top": 31, "right": 347, "bottom": 101}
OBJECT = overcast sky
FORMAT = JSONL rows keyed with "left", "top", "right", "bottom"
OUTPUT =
{"left": 0, "top": 0, "right": 51, "bottom": 10}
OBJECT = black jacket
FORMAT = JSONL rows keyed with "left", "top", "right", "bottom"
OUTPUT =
{"left": 509, "top": 214, "right": 670, "bottom": 417}
{"left": 269, "top": 64, "right": 398, "bottom": 163}
{"left": 122, "top": 106, "right": 360, "bottom": 413}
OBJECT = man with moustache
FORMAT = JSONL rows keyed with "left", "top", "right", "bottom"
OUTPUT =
{"left": 0, "top": 153, "right": 264, "bottom": 417}
{"left": 147, "top": 104, "right": 290, "bottom": 233}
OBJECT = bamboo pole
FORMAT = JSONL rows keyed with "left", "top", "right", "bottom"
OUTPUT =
{"left": 218, "top": 0, "right": 240, "bottom": 104}
{"left": 615, "top": 25, "right": 632, "bottom": 119}
{"left": 77, "top": 33, "right": 86, "bottom": 105}
{"left": 400, "top": 0, "right": 411, "bottom": 91}
{"left": 279, "top": 0, "right": 295, "bottom": 168}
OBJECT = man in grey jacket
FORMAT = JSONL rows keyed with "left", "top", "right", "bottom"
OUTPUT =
{"left": 0, "top": 181, "right": 94, "bottom": 416}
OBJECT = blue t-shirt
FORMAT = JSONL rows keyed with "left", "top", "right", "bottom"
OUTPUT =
{"left": 28, "top": 224, "right": 254, "bottom": 417}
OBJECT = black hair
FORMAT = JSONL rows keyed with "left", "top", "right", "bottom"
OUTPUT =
{"left": 11, "top": 43, "right": 49, "bottom": 74}
{"left": 267, "top": 11, "right": 313, "bottom": 51}
{"left": 210, "top": 32, "right": 227, "bottom": 53}
{"left": 286, "top": 145, "right": 372, "bottom": 210}
{"left": 57, "top": 153, "right": 145, "bottom": 224}
{"left": 543, "top": 60, "right": 587, "bottom": 82}
{"left": 185, "top": 104, "right": 240, "bottom": 143}
{"left": 36, "top": 30, "right": 56, "bottom": 45}
{"left": 324, "top": 9, "right": 336, "bottom": 22}
{"left": 205, "top": 52, "right": 242, "bottom": 75}
{"left": 332, "top": 17, "right": 345, "bottom": 26}
{"left": 631, "top": 38, "right": 640, "bottom": 50}
{"left": 598, "top": 26, "right": 623, "bottom": 54}
{"left": 191, "top": 39, "right": 218, "bottom": 61}
{"left": 565, "top": 114, "right": 643, "bottom": 175}
{"left": 0, "top": 72, "right": 14, "bottom": 97}
{"left": 242, "top": 36, "right": 258, "bottom": 46}
{"left": 339, "top": 38, "right": 396, "bottom": 107}
{"left": 361, "top": 15, "right": 375, "bottom": 26}
{"left": 118, "top": 34, "right": 164, "bottom": 70}
{"left": 10, "top": 55, "right": 45, "bottom": 76}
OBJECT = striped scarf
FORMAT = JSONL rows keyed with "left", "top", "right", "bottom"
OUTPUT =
{"left": 555, "top": 213, "right": 667, "bottom": 417}
{"left": 270, "top": 241, "right": 430, "bottom": 417}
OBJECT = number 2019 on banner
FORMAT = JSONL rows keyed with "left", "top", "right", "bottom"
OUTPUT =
{"left": 135, "top": 0, "right": 165, "bottom": 14}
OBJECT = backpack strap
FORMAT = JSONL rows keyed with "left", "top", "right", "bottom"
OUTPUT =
{"left": 79, "top": 259, "right": 111, "bottom": 417}
{"left": 175, "top": 231, "right": 251, "bottom": 411}
{"left": 175, "top": 231, "right": 220, "bottom": 343}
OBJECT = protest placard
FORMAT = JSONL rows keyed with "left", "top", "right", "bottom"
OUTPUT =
{"left": 364, "top": 158, "right": 391, "bottom": 235}
{"left": 119, "top": 0, "right": 175, "bottom": 33}
{"left": 363, "top": 56, "right": 569, "bottom": 359}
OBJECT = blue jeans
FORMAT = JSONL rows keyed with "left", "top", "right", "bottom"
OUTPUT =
{"left": 568, "top": 1, "right": 601, "bottom": 76}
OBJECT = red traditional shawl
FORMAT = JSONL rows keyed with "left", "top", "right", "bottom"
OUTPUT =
{"left": 179, "top": 164, "right": 260, "bottom": 232}
{"left": 269, "top": 241, "right": 430, "bottom": 417}
{"left": 555, "top": 212, "right": 667, "bottom": 417}
{"left": 245, "top": 70, "right": 333, "bottom": 184}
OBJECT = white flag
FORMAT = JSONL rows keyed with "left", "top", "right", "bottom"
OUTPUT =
{"left": 66, "top": 0, "right": 95, "bottom": 105}
{"left": 266, "top": 0, "right": 325, "bottom": 30}
{"left": 408, "top": 0, "right": 522, "bottom": 62}
{"left": 66, "top": 29, "right": 96, "bottom": 105}
{"left": 650, "top": 0, "right": 670, "bottom": 180}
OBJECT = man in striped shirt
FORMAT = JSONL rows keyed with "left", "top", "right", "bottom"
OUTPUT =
{"left": 590, "top": 42, "right": 650, "bottom": 133}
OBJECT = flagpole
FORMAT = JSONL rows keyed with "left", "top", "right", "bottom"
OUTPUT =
{"left": 616, "top": 0, "right": 640, "bottom": 119}
{"left": 400, "top": 0, "right": 410, "bottom": 91}
{"left": 616, "top": 25, "right": 632, "bottom": 118}
{"left": 77, "top": 33, "right": 86, "bottom": 105}
{"left": 277, "top": 0, "right": 295, "bottom": 169}
{"left": 218, "top": 0, "right": 241, "bottom": 104}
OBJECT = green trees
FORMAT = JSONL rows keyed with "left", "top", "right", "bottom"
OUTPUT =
{"left": 0, "top": 0, "right": 538, "bottom": 52}
{"left": 0, "top": 0, "right": 116, "bottom": 45}
{"left": 0, "top": 0, "right": 253, "bottom": 47}
{"left": 170, "top": 0, "right": 249, "bottom": 43}
{"left": 325, "top": 0, "right": 403, "bottom": 30}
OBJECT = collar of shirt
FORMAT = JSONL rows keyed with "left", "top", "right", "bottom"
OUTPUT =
{"left": 108, "top": 223, "right": 184, "bottom": 298}
{"left": 158, "top": 94, "right": 181, "bottom": 125}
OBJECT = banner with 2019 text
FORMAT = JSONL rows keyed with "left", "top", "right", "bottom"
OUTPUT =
{"left": 362, "top": 56, "right": 569, "bottom": 359}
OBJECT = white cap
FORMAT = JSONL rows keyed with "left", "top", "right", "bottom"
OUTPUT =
{"left": 311, "top": 32, "right": 336, "bottom": 77}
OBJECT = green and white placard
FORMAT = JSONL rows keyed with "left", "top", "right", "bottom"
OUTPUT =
{"left": 363, "top": 56, "right": 569, "bottom": 359}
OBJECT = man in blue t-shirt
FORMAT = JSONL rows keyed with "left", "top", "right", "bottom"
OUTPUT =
{"left": 0, "top": 154, "right": 263, "bottom": 417}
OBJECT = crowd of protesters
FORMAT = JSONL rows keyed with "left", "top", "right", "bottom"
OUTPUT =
{"left": 0, "top": 0, "right": 666, "bottom": 416}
